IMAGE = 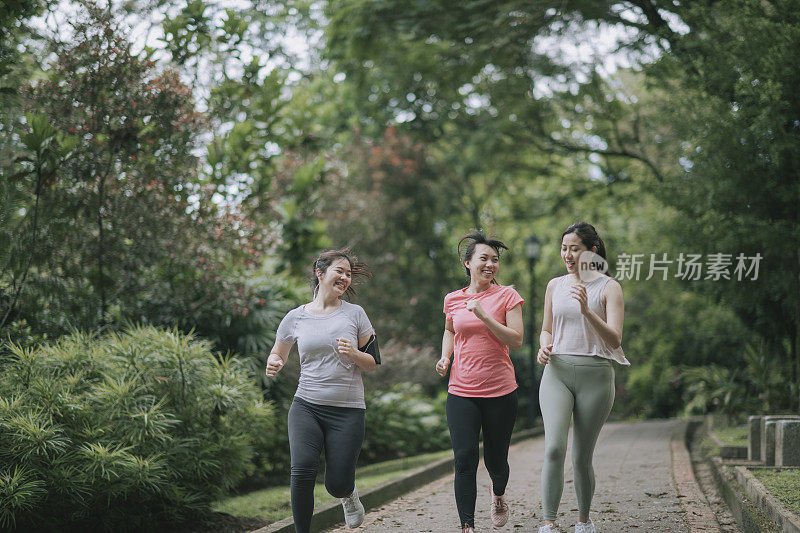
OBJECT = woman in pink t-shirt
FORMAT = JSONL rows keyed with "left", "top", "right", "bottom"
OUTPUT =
{"left": 435, "top": 230, "right": 524, "bottom": 533}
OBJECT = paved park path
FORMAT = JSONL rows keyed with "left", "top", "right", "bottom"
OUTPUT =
{"left": 324, "top": 419, "right": 703, "bottom": 532}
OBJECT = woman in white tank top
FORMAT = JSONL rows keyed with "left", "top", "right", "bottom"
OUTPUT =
{"left": 536, "top": 222, "right": 628, "bottom": 533}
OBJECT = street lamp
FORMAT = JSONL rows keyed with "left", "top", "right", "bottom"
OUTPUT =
{"left": 524, "top": 234, "right": 542, "bottom": 427}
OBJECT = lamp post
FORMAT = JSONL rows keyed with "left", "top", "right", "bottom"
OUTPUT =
{"left": 524, "top": 234, "right": 542, "bottom": 427}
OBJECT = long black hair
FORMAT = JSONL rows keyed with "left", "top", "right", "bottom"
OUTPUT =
{"left": 562, "top": 222, "right": 612, "bottom": 276}
{"left": 561, "top": 222, "right": 607, "bottom": 260}
{"left": 311, "top": 248, "right": 371, "bottom": 299}
{"left": 458, "top": 230, "right": 509, "bottom": 284}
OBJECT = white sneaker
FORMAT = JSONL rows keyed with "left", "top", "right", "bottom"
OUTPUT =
{"left": 539, "top": 524, "right": 559, "bottom": 533}
{"left": 574, "top": 519, "right": 596, "bottom": 533}
{"left": 340, "top": 486, "right": 365, "bottom": 528}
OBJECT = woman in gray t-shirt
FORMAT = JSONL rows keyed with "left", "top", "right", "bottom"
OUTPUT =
{"left": 265, "top": 249, "right": 380, "bottom": 533}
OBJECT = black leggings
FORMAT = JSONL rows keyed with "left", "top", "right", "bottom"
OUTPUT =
{"left": 288, "top": 397, "right": 365, "bottom": 533}
{"left": 446, "top": 390, "right": 518, "bottom": 528}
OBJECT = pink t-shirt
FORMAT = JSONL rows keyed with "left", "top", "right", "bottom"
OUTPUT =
{"left": 443, "top": 284, "right": 524, "bottom": 398}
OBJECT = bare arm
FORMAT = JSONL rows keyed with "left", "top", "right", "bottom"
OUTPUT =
{"left": 470, "top": 301, "right": 524, "bottom": 350}
{"left": 598, "top": 280, "right": 625, "bottom": 348}
{"left": 436, "top": 319, "right": 455, "bottom": 376}
{"left": 537, "top": 279, "right": 556, "bottom": 365}
{"left": 265, "top": 340, "right": 292, "bottom": 377}
{"left": 337, "top": 334, "right": 378, "bottom": 372}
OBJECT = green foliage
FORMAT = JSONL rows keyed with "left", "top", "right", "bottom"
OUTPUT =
{"left": 321, "top": 0, "right": 800, "bottom": 411}
{"left": 1, "top": 3, "right": 283, "bottom": 363}
{"left": 13, "top": 3, "right": 212, "bottom": 331}
{"left": 0, "top": 326, "right": 273, "bottom": 531}
{"left": 316, "top": 128, "right": 461, "bottom": 344}
{"left": 5, "top": 0, "right": 796, "bottom": 456}
{"left": 682, "top": 365, "right": 749, "bottom": 419}
{"left": 624, "top": 357, "right": 681, "bottom": 419}
{"left": 712, "top": 423, "right": 748, "bottom": 447}
{"left": 361, "top": 384, "right": 450, "bottom": 464}
{"left": 0, "top": 113, "right": 77, "bottom": 330}
{"left": 367, "top": 339, "right": 442, "bottom": 394}
{"left": 0, "top": 0, "right": 41, "bottom": 85}
{"left": 650, "top": 1, "right": 800, "bottom": 391}
{"left": 681, "top": 343, "right": 797, "bottom": 420}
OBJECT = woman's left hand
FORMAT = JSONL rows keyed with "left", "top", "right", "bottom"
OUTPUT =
{"left": 569, "top": 283, "right": 589, "bottom": 315}
{"left": 465, "top": 299, "right": 486, "bottom": 320}
{"left": 337, "top": 338, "right": 357, "bottom": 359}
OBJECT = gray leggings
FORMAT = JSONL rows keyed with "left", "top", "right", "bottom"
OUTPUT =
{"left": 539, "top": 355, "right": 615, "bottom": 521}
{"left": 288, "top": 397, "right": 365, "bottom": 533}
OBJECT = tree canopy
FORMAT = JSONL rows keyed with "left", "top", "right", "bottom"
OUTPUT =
{"left": 2, "top": 0, "right": 797, "bottom": 424}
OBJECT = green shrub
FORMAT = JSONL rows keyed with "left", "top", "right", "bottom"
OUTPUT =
{"left": 0, "top": 326, "right": 273, "bottom": 531}
{"left": 623, "top": 358, "right": 683, "bottom": 418}
{"left": 244, "top": 404, "right": 291, "bottom": 488}
{"left": 361, "top": 384, "right": 450, "bottom": 464}
{"left": 680, "top": 343, "right": 797, "bottom": 421}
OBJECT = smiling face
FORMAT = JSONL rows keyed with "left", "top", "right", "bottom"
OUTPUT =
{"left": 465, "top": 243, "right": 500, "bottom": 284}
{"left": 316, "top": 257, "right": 352, "bottom": 296}
{"left": 561, "top": 232, "right": 597, "bottom": 274}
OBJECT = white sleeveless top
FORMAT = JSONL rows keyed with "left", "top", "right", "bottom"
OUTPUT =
{"left": 550, "top": 274, "right": 630, "bottom": 365}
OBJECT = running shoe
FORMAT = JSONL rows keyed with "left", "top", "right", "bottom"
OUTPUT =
{"left": 340, "top": 486, "right": 365, "bottom": 528}
{"left": 574, "top": 518, "right": 596, "bottom": 533}
{"left": 489, "top": 485, "right": 509, "bottom": 527}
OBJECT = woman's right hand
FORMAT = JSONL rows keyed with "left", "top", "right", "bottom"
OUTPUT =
{"left": 266, "top": 353, "right": 285, "bottom": 378}
{"left": 435, "top": 356, "right": 451, "bottom": 377}
{"left": 537, "top": 343, "right": 553, "bottom": 365}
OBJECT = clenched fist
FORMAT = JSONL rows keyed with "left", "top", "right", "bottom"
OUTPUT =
{"left": 435, "top": 357, "right": 451, "bottom": 377}
{"left": 266, "top": 353, "right": 285, "bottom": 378}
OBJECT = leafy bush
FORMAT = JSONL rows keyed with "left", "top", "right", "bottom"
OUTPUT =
{"left": 361, "top": 383, "right": 450, "bottom": 464}
{"left": 622, "top": 358, "right": 682, "bottom": 419}
{"left": 366, "top": 339, "right": 442, "bottom": 394}
{"left": 242, "top": 403, "right": 292, "bottom": 489}
{"left": 681, "top": 343, "right": 798, "bottom": 422}
{"left": 0, "top": 326, "right": 273, "bottom": 531}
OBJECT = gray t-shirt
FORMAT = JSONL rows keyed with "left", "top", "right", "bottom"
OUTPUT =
{"left": 276, "top": 300, "right": 375, "bottom": 409}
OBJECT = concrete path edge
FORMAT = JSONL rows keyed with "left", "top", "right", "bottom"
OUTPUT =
{"left": 707, "top": 455, "right": 778, "bottom": 533}
{"left": 701, "top": 416, "right": 800, "bottom": 533}
{"left": 671, "top": 417, "right": 719, "bottom": 531}
{"left": 253, "top": 426, "right": 544, "bottom": 533}
{"left": 733, "top": 466, "right": 800, "bottom": 533}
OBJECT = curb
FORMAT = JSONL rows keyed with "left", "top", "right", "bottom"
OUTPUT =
{"left": 699, "top": 418, "right": 797, "bottom": 532}
{"left": 708, "top": 426, "right": 748, "bottom": 460}
{"left": 253, "top": 426, "right": 544, "bottom": 533}
{"left": 733, "top": 466, "right": 800, "bottom": 533}
{"left": 707, "top": 455, "right": 779, "bottom": 533}
{"left": 671, "top": 417, "right": 719, "bottom": 531}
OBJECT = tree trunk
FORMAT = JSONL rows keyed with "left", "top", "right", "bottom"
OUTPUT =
{"left": 97, "top": 174, "right": 107, "bottom": 324}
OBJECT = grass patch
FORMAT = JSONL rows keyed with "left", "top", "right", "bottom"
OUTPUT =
{"left": 750, "top": 468, "right": 800, "bottom": 517}
{"left": 356, "top": 450, "right": 452, "bottom": 477}
{"left": 698, "top": 435, "right": 720, "bottom": 457}
{"left": 213, "top": 449, "right": 452, "bottom": 524}
{"left": 713, "top": 424, "right": 748, "bottom": 446}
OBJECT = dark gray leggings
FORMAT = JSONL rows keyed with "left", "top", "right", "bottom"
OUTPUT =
{"left": 288, "top": 397, "right": 365, "bottom": 533}
{"left": 446, "top": 390, "right": 518, "bottom": 528}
